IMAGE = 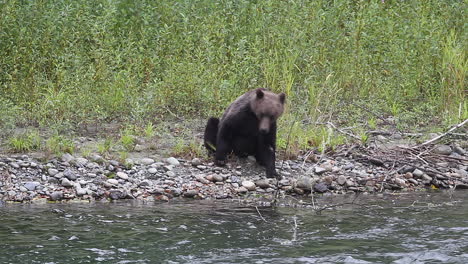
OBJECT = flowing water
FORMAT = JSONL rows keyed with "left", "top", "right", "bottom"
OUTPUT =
{"left": 1, "top": 192, "right": 467, "bottom": 264}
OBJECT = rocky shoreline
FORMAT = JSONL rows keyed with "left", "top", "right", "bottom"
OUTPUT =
{"left": 1, "top": 140, "right": 467, "bottom": 205}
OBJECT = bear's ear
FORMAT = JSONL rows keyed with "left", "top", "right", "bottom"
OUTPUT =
{"left": 279, "top": 93, "right": 286, "bottom": 104}
{"left": 255, "top": 89, "right": 264, "bottom": 99}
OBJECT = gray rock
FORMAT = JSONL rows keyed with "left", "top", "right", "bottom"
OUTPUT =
{"left": 138, "top": 180, "right": 151, "bottom": 187}
{"left": 61, "top": 178, "right": 74, "bottom": 187}
{"left": 19, "top": 186, "right": 28, "bottom": 192}
{"left": 452, "top": 144, "right": 466, "bottom": 155}
{"left": 74, "top": 157, "right": 89, "bottom": 167}
{"left": 76, "top": 188, "right": 88, "bottom": 196}
{"left": 49, "top": 191, "right": 63, "bottom": 201}
{"left": 166, "top": 157, "right": 180, "bottom": 166}
{"left": 24, "top": 181, "right": 40, "bottom": 191}
{"left": 184, "top": 189, "right": 198, "bottom": 198}
{"left": 48, "top": 168, "right": 59, "bottom": 176}
{"left": 337, "top": 175, "right": 347, "bottom": 185}
{"left": 109, "top": 190, "right": 125, "bottom": 200}
{"left": 242, "top": 181, "right": 256, "bottom": 191}
{"left": 191, "top": 158, "right": 202, "bottom": 166}
{"left": 116, "top": 172, "right": 129, "bottom": 180}
{"left": 63, "top": 169, "right": 77, "bottom": 181}
{"left": 433, "top": 145, "right": 452, "bottom": 155}
{"left": 421, "top": 174, "right": 432, "bottom": 181}
{"left": 61, "top": 153, "right": 74, "bottom": 163}
{"left": 313, "top": 183, "right": 328, "bottom": 193}
{"left": 140, "top": 158, "right": 155, "bottom": 165}
{"left": 166, "top": 171, "right": 176, "bottom": 177}
{"left": 89, "top": 154, "right": 104, "bottom": 163}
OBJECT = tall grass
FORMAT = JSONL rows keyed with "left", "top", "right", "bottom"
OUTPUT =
{"left": 0, "top": 0, "right": 466, "bottom": 131}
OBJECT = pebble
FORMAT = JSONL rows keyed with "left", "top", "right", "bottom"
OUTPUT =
{"left": 166, "top": 171, "right": 176, "bottom": 177}
{"left": 242, "top": 181, "right": 256, "bottom": 191}
{"left": 213, "top": 174, "right": 224, "bottom": 182}
{"left": 237, "top": 186, "right": 248, "bottom": 193}
{"left": 166, "top": 157, "right": 180, "bottom": 166}
{"left": 148, "top": 168, "right": 158, "bottom": 174}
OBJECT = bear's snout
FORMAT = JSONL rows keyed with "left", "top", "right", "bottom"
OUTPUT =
{"left": 259, "top": 118, "right": 271, "bottom": 134}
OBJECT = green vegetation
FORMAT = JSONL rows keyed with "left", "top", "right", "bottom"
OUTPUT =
{"left": 44, "top": 134, "right": 75, "bottom": 155}
{"left": 1, "top": 0, "right": 466, "bottom": 155}
{"left": 8, "top": 131, "right": 41, "bottom": 152}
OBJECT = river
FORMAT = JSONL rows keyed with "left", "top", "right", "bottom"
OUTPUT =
{"left": 1, "top": 191, "right": 467, "bottom": 264}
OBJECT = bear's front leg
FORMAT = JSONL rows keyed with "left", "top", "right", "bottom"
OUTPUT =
{"left": 214, "top": 126, "right": 232, "bottom": 166}
{"left": 255, "top": 136, "right": 279, "bottom": 179}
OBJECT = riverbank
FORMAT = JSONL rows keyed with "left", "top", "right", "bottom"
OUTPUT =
{"left": 1, "top": 130, "right": 466, "bottom": 204}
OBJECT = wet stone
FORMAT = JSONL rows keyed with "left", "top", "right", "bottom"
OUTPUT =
{"left": 184, "top": 189, "right": 198, "bottom": 198}
{"left": 49, "top": 191, "right": 63, "bottom": 201}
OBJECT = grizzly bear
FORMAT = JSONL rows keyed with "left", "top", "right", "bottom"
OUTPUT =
{"left": 204, "top": 88, "right": 286, "bottom": 178}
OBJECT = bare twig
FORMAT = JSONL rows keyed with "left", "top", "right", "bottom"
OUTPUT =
{"left": 255, "top": 206, "right": 267, "bottom": 222}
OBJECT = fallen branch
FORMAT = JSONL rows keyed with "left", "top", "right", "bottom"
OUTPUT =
{"left": 326, "top": 122, "right": 361, "bottom": 141}
{"left": 414, "top": 119, "right": 468, "bottom": 148}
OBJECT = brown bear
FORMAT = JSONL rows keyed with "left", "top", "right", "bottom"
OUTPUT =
{"left": 204, "top": 88, "right": 286, "bottom": 178}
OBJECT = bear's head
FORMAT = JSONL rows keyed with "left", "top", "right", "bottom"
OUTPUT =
{"left": 250, "top": 88, "right": 286, "bottom": 134}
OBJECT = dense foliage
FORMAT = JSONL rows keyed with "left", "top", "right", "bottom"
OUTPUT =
{"left": 0, "top": 0, "right": 466, "bottom": 129}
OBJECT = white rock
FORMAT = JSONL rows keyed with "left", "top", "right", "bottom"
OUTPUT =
{"left": 116, "top": 172, "right": 129, "bottom": 180}
{"left": 107, "top": 179, "right": 119, "bottom": 185}
{"left": 166, "top": 157, "right": 180, "bottom": 166}
{"left": 140, "top": 158, "right": 155, "bottom": 165}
